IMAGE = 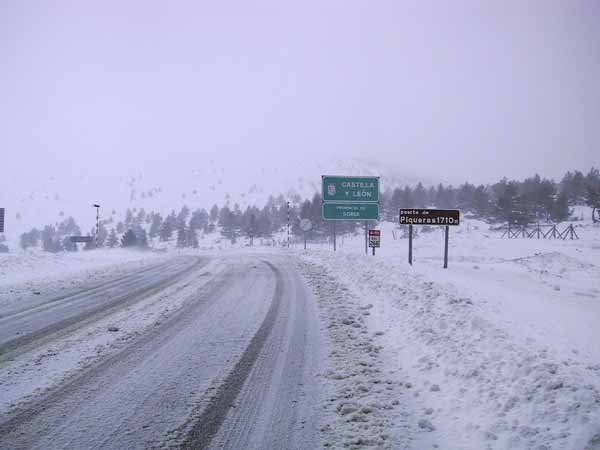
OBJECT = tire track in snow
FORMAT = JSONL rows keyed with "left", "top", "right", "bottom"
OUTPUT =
{"left": 180, "top": 260, "right": 283, "bottom": 450}
{"left": 0, "top": 257, "right": 204, "bottom": 363}
{"left": 0, "top": 259, "right": 233, "bottom": 442}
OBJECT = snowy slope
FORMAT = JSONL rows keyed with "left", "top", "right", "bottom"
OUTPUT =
{"left": 0, "top": 155, "right": 430, "bottom": 246}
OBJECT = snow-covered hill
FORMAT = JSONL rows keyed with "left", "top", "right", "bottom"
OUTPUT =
{"left": 0, "top": 155, "right": 431, "bottom": 244}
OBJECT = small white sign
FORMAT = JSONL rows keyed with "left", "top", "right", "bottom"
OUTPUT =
{"left": 300, "top": 218, "right": 312, "bottom": 232}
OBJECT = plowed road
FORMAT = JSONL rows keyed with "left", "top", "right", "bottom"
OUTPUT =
{"left": 0, "top": 254, "right": 322, "bottom": 450}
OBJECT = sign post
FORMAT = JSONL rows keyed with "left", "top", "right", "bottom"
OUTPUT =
{"left": 399, "top": 209, "right": 460, "bottom": 268}
{"left": 299, "top": 218, "right": 312, "bottom": 250}
{"left": 333, "top": 221, "right": 337, "bottom": 252}
{"left": 368, "top": 229, "right": 380, "bottom": 256}
{"left": 0, "top": 208, "right": 5, "bottom": 233}
{"left": 364, "top": 221, "right": 368, "bottom": 255}
{"left": 408, "top": 224, "right": 413, "bottom": 265}
{"left": 444, "top": 225, "right": 449, "bottom": 269}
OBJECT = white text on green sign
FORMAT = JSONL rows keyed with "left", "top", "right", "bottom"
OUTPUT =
{"left": 322, "top": 176, "right": 379, "bottom": 202}
{"left": 322, "top": 202, "right": 379, "bottom": 220}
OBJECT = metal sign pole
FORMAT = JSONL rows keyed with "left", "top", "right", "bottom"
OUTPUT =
{"left": 333, "top": 222, "right": 337, "bottom": 252}
{"left": 364, "top": 221, "right": 368, "bottom": 255}
{"left": 408, "top": 224, "right": 413, "bottom": 266}
{"left": 443, "top": 225, "right": 449, "bottom": 269}
{"left": 304, "top": 232, "right": 307, "bottom": 250}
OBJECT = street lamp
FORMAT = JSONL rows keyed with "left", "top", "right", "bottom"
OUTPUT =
{"left": 93, "top": 204, "right": 100, "bottom": 248}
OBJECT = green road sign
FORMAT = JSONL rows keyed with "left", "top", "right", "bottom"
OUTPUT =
{"left": 322, "top": 176, "right": 379, "bottom": 202}
{"left": 322, "top": 202, "right": 379, "bottom": 220}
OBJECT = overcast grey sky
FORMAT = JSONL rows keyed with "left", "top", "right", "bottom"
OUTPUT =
{"left": 2, "top": 0, "right": 599, "bottom": 186}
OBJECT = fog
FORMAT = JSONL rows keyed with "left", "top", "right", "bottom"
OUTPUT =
{"left": 2, "top": 0, "right": 599, "bottom": 190}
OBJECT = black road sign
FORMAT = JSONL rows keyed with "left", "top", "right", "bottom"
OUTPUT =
{"left": 399, "top": 209, "right": 460, "bottom": 226}
{"left": 70, "top": 236, "right": 93, "bottom": 243}
{"left": 0, "top": 208, "right": 4, "bottom": 233}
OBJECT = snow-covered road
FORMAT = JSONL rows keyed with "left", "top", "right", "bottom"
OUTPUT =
{"left": 0, "top": 253, "right": 322, "bottom": 450}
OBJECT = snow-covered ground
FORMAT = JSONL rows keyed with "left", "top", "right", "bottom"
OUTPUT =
{"left": 297, "top": 218, "right": 600, "bottom": 450}
{"left": 2, "top": 217, "right": 599, "bottom": 449}
{"left": 0, "top": 248, "right": 168, "bottom": 308}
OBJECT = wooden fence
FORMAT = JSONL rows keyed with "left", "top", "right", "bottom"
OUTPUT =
{"left": 501, "top": 223, "right": 579, "bottom": 240}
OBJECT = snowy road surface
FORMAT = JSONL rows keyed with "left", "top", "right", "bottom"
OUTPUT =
{"left": 0, "top": 254, "right": 322, "bottom": 450}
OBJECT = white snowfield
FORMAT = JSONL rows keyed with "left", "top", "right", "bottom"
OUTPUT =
{"left": 298, "top": 218, "right": 600, "bottom": 450}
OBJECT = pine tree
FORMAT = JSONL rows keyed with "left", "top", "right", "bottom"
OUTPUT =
{"left": 62, "top": 236, "right": 77, "bottom": 252}
{"left": 20, "top": 228, "right": 40, "bottom": 250}
{"left": 136, "top": 228, "right": 149, "bottom": 248}
{"left": 149, "top": 213, "right": 163, "bottom": 238}
{"left": 84, "top": 231, "right": 95, "bottom": 250}
{"left": 186, "top": 227, "right": 199, "bottom": 249}
{"left": 125, "top": 209, "right": 134, "bottom": 227}
{"left": 136, "top": 209, "right": 146, "bottom": 224}
{"left": 121, "top": 229, "right": 138, "bottom": 247}
{"left": 176, "top": 224, "right": 187, "bottom": 248}
{"left": 210, "top": 204, "right": 219, "bottom": 224}
{"left": 107, "top": 228, "right": 119, "bottom": 248}
{"left": 586, "top": 185, "right": 600, "bottom": 223}
{"left": 190, "top": 209, "right": 209, "bottom": 232}
{"left": 560, "top": 170, "right": 587, "bottom": 204}
{"left": 472, "top": 185, "right": 491, "bottom": 217}
{"left": 41, "top": 225, "right": 62, "bottom": 253}
{"left": 97, "top": 223, "right": 108, "bottom": 247}
{"left": 177, "top": 206, "right": 190, "bottom": 227}
{"left": 219, "top": 206, "right": 237, "bottom": 240}
{"left": 413, "top": 182, "right": 428, "bottom": 207}
{"left": 159, "top": 220, "right": 173, "bottom": 241}
{"left": 550, "top": 192, "right": 571, "bottom": 223}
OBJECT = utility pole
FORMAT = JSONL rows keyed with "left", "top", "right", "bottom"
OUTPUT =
{"left": 93, "top": 204, "right": 100, "bottom": 248}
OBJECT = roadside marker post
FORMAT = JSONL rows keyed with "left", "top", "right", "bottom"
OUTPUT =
{"left": 0, "top": 208, "right": 5, "bottom": 233}
{"left": 399, "top": 209, "right": 460, "bottom": 269}
{"left": 93, "top": 204, "right": 100, "bottom": 248}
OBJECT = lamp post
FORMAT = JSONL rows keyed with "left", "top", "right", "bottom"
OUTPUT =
{"left": 93, "top": 204, "right": 100, "bottom": 248}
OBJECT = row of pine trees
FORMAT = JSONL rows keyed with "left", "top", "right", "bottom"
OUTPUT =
{"left": 18, "top": 168, "right": 600, "bottom": 252}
